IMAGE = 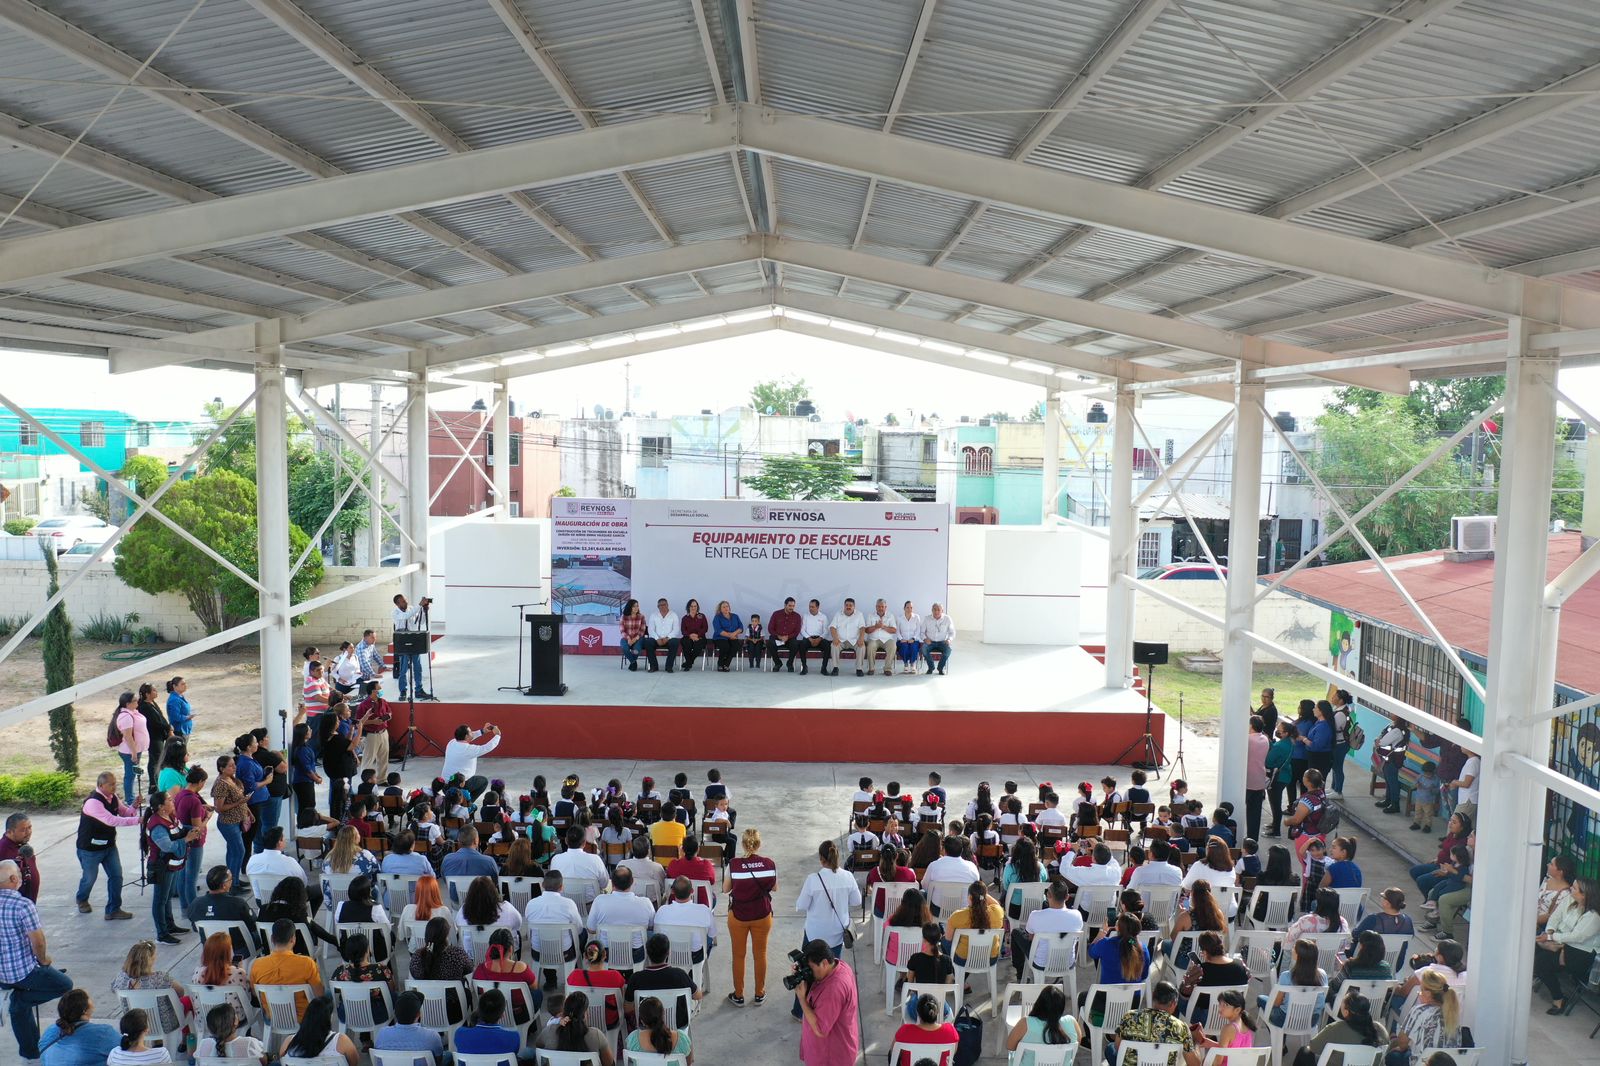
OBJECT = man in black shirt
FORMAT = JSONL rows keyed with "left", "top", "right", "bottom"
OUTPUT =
{"left": 186, "top": 865, "right": 258, "bottom": 956}
{"left": 624, "top": 932, "right": 700, "bottom": 1028}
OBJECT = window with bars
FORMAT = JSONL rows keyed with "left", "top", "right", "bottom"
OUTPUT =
{"left": 640, "top": 436, "right": 671, "bottom": 469}
{"left": 1137, "top": 531, "right": 1161, "bottom": 568}
{"left": 80, "top": 421, "right": 105, "bottom": 448}
{"left": 134, "top": 422, "right": 151, "bottom": 447}
{"left": 18, "top": 423, "right": 36, "bottom": 447}
{"left": 1358, "top": 625, "right": 1465, "bottom": 726}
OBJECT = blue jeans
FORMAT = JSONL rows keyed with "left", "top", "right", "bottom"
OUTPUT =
{"left": 253, "top": 797, "right": 283, "bottom": 853}
{"left": 1383, "top": 760, "right": 1402, "bottom": 806}
{"left": 395, "top": 653, "right": 424, "bottom": 696}
{"left": 1426, "top": 875, "right": 1464, "bottom": 902}
{"left": 120, "top": 751, "right": 139, "bottom": 805}
{"left": 897, "top": 640, "right": 921, "bottom": 664}
{"left": 1332, "top": 742, "right": 1350, "bottom": 794}
{"left": 179, "top": 842, "right": 205, "bottom": 910}
{"left": 923, "top": 640, "right": 951, "bottom": 672}
{"left": 75, "top": 846, "right": 123, "bottom": 913}
{"left": 620, "top": 637, "right": 644, "bottom": 665}
{"left": 2, "top": 963, "right": 73, "bottom": 1058}
{"left": 152, "top": 869, "right": 179, "bottom": 937}
{"left": 217, "top": 821, "right": 246, "bottom": 883}
{"left": 1409, "top": 861, "right": 1438, "bottom": 887}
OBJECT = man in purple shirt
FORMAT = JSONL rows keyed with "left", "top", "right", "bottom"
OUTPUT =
{"left": 0, "top": 814, "right": 38, "bottom": 902}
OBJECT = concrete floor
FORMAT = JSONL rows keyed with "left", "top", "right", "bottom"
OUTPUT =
{"left": 16, "top": 719, "right": 1592, "bottom": 1064}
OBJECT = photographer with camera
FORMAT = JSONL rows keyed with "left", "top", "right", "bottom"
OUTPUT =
{"left": 391, "top": 593, "right": 433, "bottom": 701}
{"left": 792, "top": 939, "right": 861, "bottom": 1065}
{"left": 145, "top": 788, "right": 192, "bottom": 944}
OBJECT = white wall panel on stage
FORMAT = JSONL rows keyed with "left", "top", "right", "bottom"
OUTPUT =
{"left": 982, "top": 527, "right": 1080, "bottom": 645}
{"left": 443, "top": 520, "right": 547, "bottom": 637}
{"left": 948, "top": 525, "right": 986, "bottom": 632}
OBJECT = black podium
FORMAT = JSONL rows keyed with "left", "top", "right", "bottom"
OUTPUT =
{"left": 523, "top": 612, "right": 567, "bottom": 696}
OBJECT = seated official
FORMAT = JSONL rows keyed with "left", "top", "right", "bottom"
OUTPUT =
{"left": 922, "top": 603, "right": 954, "bottom": 675}
{"left": 767, "top": 597, "right": 803, "bottom": 672}
{"left": 829, "top": 598, "right": 866, "bottom": 677}
{"left": 860, "top": 599, "right": 897, "bottom": 676}
{"left": 618, "top": 599, "right": 647, "bottom": 672}
{"left": 679, "top": 600, "right": 709, "bottom": 670}
{"left": 711, "top": 601, "right": 743, "bottom": 672}
{"left": 799, "top": 599, "right": 832, "bottom": 676}
{"left": 643, "top": 599, "right": 681, "bottom": 673}
{"left": 895, "top": 601, "right": 924, "bottom": 675}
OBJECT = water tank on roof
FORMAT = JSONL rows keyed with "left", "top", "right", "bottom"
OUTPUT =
{"left": 1087, "top": 403, "right": 1108, "bottom": 424}
{"left": 795, "top": 399, "right": 817, "bottom": 417}
{"left": 1274, "top": 411, "right": 1298, "bottom": 432}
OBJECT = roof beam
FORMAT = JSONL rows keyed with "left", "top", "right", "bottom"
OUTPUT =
{"left": 690, "top": 0, "right": 726, "bottom": 104}
{"left": 183, "top": 238, "right": 757, "bottom": 348}
{"left": 730, "top": 0, "right": 776, "bottom": 237}
{"left": 0, "top": 110, "right": 736, "bottom": 288}
{"left": 246, "top": 0, "right": 598, "bottom": 261}
{"left": 767, "top": 239, "right": 1406, "bottom": 390}
{"left": 486, "top": 0, "right": 674, "bottom": 245}
{"left": 741, "top": 110, "right": 1600, "bottom": 329}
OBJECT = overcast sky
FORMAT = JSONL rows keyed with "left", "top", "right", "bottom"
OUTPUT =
{"left": 4, "top": 330, "right": 1599, "bottom": 438}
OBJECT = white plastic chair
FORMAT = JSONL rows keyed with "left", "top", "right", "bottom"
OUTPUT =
{"left": 1265, "top": 985, "right": 1325, "bottom": 1066}
{"left": 1232, "top": 928, "right": 1283, "bottom": 1001}
{"left": 873, "top": 882, "right": 919, "bottom": 961}
{"left": 1026, "top": 930, "right": 1082, "bottom": 1009}
{"left": 1166, "top": 929, "right": 1203, "bottom": 967}
{"left": 1330, "top": 888, "right": 1368, "bottom": 929}
{"left": 901, "top": 981, "right": 959, "bottom": 1025}
{"left": 991, "top": 983, "right": 1056, "bottom": 1055}
{"left": 250, "top": 872, "right": 289, "bottom": 907}
{"left": 527, "top": 921, "right": 580, "bottom": 984}
{"left": 594, "top": 922, "right": 651, "bottom": 974}
{"left": 1007, "top": 1045, "right": 1074, "bottom": 1066}
{"left": 1323, "top": 978, "right": 1397, "bottom": 1025}
{"left": 1141, "top": 884, "right": 1181, "bottom": 928}
{"left": 634, "top": 986, "right": 695, "bottom": 1035}
{"left": 195, "top": 918, "right": 263, "bottom": 958}
{"left": 1080, "top": 982, "right": 1144, "bottom": 1065}
{"left": 882, "top": 924, "right": 920, "bottom": 1014}
{"left": 463, "top": 921, "right": 520, "bottom": 965}
{"left": 1291, "top": 932, "right": 1351, "bottom": 975}
{"left": 473, "top": 977, "right": 540, "bottom": 1041}
{"left": 1181, "top": 982, "right": 1251, "bottom": 1039}
{"left": 1248, "top": 886, "right": 1299, "bottom": 930}
{"left": 532, "top": 1052, "right": 604, "bottom": 1066}
{"left": 501, "top": 874, "right": 540, "bottom": 913}
{"left": 370, "top": 1051, "right": 436, "bottom": 1066}
{"left": 686, "top": 877, "right": 717, "bottom": 910}
{"left": 1005, "top": 881, "right": 1048, "bottom": 929}
{"left": 194, "top": 982, "right": 262, "bottom": 1039}
{"left": 403, "top": 977, "right": 472, "bottom": 1045}
{"left": 1314, "top": 1045, "right": 1383, "bottom": 1066}
{"left": 562, "top": 876, "right": 601, "bottom": 920}
{"left": 113, "top": 987, "right": 188, "bottom": 1054}
{"left": 1378, "top": 933, "right": 1413, "bottom": 979}
{"left": 662, "top": 924, "right": 709, "bottom": 993}
{"left": 1077, "top": 883, "right": 1120, "bottom": 929}
{"left": 323, "top": 870, "right": 360, "bottom": 915}
{"left": 891, "top": 1039, "right": 958, "bottom": 1066}
{"left": 282, "top": 1057, "right": 347, "bottom": 1066}
{"left": 923, "top": 879, "right": 968, "bottom": 919}
{"left": 950, "top": 928, "right": 1002, "bottom": 1014}
{"left": 335, "top": 920, "right": 395, "bottom": 966}
{"left": 1118, "top": 1040, "right": 1188, "bottom": 1065}
{"left": 329, "top": 979, "right": 396, "bottom": 1045}
{"left": 1425, "top": 1050, "right": 1481, "bottom": 1066}
{"left": 377, "top": 871, "right": 425, "bottom": 910}
{"left": 622, "top": 1051, "right": 690, "bottom": 1066}
{"left": 456, "top": 1054, "right": 519, "bottom": 1066}
{"left": 1203, "top": 1049, "right": 1271, "bottom": 1064}
{"left": 561, "top": 977, "right": 623, "bottom": 1051}
{"left": 258, "top": 983, "right": 319, "bottom": 1047}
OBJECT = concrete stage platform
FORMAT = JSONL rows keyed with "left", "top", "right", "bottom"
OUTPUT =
{"left": 400, "top": 638, "right": 1159, "bottom": 763}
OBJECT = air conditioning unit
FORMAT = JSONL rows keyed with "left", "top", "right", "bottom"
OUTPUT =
{"left": 1450, "top": 516, "right": 1496, "bottom": 553}
{"left": 956, "top": 506, "right": 999, "bottom": 525}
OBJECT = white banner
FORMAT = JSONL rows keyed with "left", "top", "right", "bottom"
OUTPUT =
{"left": 630, "top": 499, "right": 950, "bottom": 622}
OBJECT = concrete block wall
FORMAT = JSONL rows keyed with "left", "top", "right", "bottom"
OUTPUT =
{"left": 0, "top": 562, "right": 402, "bottom": 645}
{"left": 1131, "top": 579, "right": 1328, "bottom": 663}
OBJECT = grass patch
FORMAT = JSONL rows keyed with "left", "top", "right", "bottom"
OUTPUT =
{"left": 0, "top": 615, "right": 29, "bottom": 638}
{"left": 1148, "top": 660, "right": 1329, "bottom": 720}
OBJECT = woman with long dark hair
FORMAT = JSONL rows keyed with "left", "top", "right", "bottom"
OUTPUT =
{"left": 1536, "top": 876, "right": 1600, "bottom": 1014}
{"left": 164, "top": 676, "right": 194, "bottom": 738}
{"left": 106, "top": 1008, "right": 163, "bottom": 1066}
{"left": 625, "top": 995, "right": 693, "bottom": 1062}
{"left": 618, "top": 598, "right": 646, "bottom": 671}
{"left": 1005, "top": 983, "right": 1079, "bottom": 1059}
{"left": 1262, "top": 939, "right": 1326, "bottom": 1026}
{"left": 288, "top": 722, "right": 321, "bottom": 824}
{"left": 409, "top": 915, "right": 473, "bottom": 981}
{"left": 475, "top": 926, "right": 544, "bottom": 1025}
{"left": 156, "top": 738, "right": 189, "bottom": 795}
{"left": 1304, "top": 700, "right": 1336, "bottom": 778}
{"left": 329, "top": 931, "right": 392, "bottom": 1023}
{"left": 457, "top": 874, "right": 520, "bottom": 958}
{"left": 137, "top": 682, "right": 172, "bottom": 787}
{"left": 679, "top": 598, "right": 708, "bottom": 670}
{"left": 1285, "top": 888, "right": 1349, "bottom": 948}
{"left": 533, "top": 990, "right": 615, "bottom": 1064}
{"left": 1089, "top": 913, "right": 1149, "bottom": 986}
{"left": 888, "top": 992, "right": 957, "bottom": 1066}
{"left": 945, "top": 881, "right": 1002, "bottom": 966}
{"left": 278, "top": 995, "right": 357, "bottom": 1065}
{"left": 258, "top": 876, "right": 336, "bottom": 953}
{"left": 1299, "top": 990, "right": 1386, "bottom": 1065}
{"left": 1288, "top": 699, "right": 1316, "bottom": 803}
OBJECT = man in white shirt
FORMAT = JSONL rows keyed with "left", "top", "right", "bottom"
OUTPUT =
{"left": 798, "top": 599, "right": 832, "bottom": 676}
{"left": 1060, "top": 844, "right": 1123, "bottom": 888}
{"left": 1126, "top": 839, "right": 1184, "bottom": 889}
{"left": 523, "top": 869, "right": 585, "bottom": 960}
{"left": 441, "top": 723, "right": 501, "bottom": 787}
{"left": 921, "top": 603, "right": 955, "bottom": 676}
{"left": 1011, "top": 880, "right": 1083, "bottom": 980}
{"left": 1034, "top": 792, "right": 1068, "bottom": 828}
{"left": 643, "top": 598, "right": 680, "bottom": 673}
{"left": 245, "top": 827, "right": 322, "bottom": 908}
{"left": 860, "top": 598, "right": 897, "bottom": 677}
{"left": 923, "top": 837, "right": 980, "bottom": 886}
{"left": 585, "top": 865, "right": 656, "bottom": 965}
{"left": 390, "top": 592, "right": 432, "bottom": 700}
{"left": 549, "top": 826, "right": 608, "bottom": 903}
{"left": 829, "top": 599, "right": 867, "bottom": 677}
{"left": 895, "top": 601, "right": 924, "bottom": 676}
{"left": 653, "top": 876, "right": 716, "bottom": 963}
{"left": 1449, "top": 751, "right": 1481, "bottom": 826}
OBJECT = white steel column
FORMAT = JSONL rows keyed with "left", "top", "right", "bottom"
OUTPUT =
{"left": 1041, "top": 389, "right": 1061, "bottom": 522}
{"left": 1105, "top": 387, "right": 1137, "bottom": 688}
{"left": 254, "top": 334, "right": 293, "bottom": 733}
{"left": 1469, "top": 314, "right": 1559, "bottom": 1066}
{"left": 493, "top": 384, "right": 511, "bottom": 519}
{"left": 405, "top": 353, "right": 430, "bottom": 602}
{"left": 1218, "top": 379, "right": 1264, "bottom": 814}
{"left": 368, "top": 384, "right": 383, "bottom": 563}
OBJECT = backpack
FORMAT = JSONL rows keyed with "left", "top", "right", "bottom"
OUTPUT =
{"left": 951, "top": 1005, "right": 984, "bottom": 1066}
{"left": 1299, "top": 792, "right": 1341, "bottom": 837}
{"left": 107, "top": 708, "right": 125, "bottom": 748}
{"left": 1346, "top": 707, "right": 1365, "bottom": 751}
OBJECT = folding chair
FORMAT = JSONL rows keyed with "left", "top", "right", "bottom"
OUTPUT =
{"left": 993, "top": 982, "right": 1054, "bottom": 1053}
{"left": 114, "top": 987, "right": 188, "bottom": 1055}
{"left": 950, "top": 928, "right": 1003, "bottom": 1014}
{"left": 258, "top": 983, "right": 319, "bottom": 1047}
{"left": 329, "top": 979, "right": 396, "bottom": 1046}
{"left": 1314, "top": 1046, "right": 1382, "bottom": 1066}
{"left": 1080, "top": 983, "right": 1145, "bottom": 1066}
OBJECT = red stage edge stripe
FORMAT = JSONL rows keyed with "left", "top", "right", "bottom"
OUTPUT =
{"left": 393, "top": 701, "right": 1162, "bottom": 765}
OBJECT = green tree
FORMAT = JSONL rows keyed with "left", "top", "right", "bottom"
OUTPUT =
{"left": 39, "top": 547, "right": 78, "bottom": 775}
{"left": 1327, "top": 376, "right": 1502, "bottom": 435}
{"left": 115, "top": 470, "right": 323, "bottom": 637}
{"left": 1308, "top": 395, "right": 1472, "bottom": 561}
{"left": 749, "top": 377, "right": 810, "bottom": 416}
{"left": 288, "top": 450, "right": 369, "bottom": 565}
{"left": 741, "top": 453, "right": 854, "bottom": 501}
{"left": 555, "top": 485, "right": 577, "bottom": 498}
{"left": 197, "top": 399, "right": 313, "bottom": 478}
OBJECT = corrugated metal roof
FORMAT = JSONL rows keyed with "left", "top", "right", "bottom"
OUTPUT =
{"left": 2, "top": 0, "right": 1599, "bottom": 379}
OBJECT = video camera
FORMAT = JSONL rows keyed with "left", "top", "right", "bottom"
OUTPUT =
{"left": 781, "top": 948, "right": 810, "bottom": 992}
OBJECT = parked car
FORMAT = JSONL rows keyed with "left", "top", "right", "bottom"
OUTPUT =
{"left": 1137, "top": 563, "right": 1227, "bottom": 580}
{"left": 32, "top": 516, "right": 115, "bottom": 549}
{"left": 60, "top": 540, "right": 117, "bottom": 564}
{"left": 380, "top": 552, "right": 402, "bottom": 567}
